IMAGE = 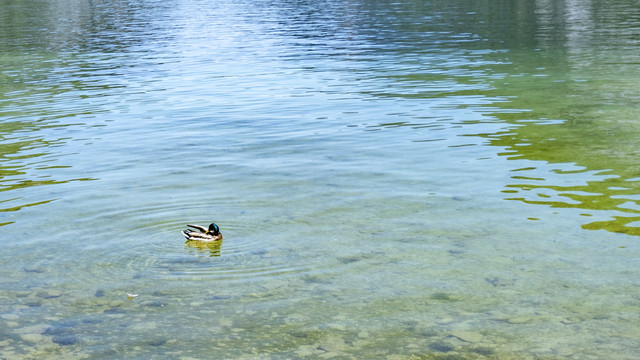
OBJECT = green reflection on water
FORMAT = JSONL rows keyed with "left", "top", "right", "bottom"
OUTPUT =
{"left": 366, "top": 44, "right": 640, "bottom": 237}
{"left": 358, "top": 0, "right": 640, "bottom": 237}
{"left": 479, "top": 46, "right": 640, "bottom": 235}
{"left": 0, "top": 119, "right": 97, "bottom": 224}
{"left": 353, "top": 0, "right": 640, "bottom": 238}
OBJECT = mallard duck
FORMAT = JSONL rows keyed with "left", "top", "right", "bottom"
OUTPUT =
{"left": 182, "top": 223, "right": 223, "bottom": 242}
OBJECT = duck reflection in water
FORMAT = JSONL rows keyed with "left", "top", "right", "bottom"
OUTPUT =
{"left": 184, "top": 238, "right": 222, "bottom": 257}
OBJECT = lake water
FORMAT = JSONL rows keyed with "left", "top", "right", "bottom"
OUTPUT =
{"left": 2, "top": 0, "right": 640, "bottom": 358}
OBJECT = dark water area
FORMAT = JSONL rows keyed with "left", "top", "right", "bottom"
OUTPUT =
{"left": 2, "top": 0, "right": 640, "bottom": 358}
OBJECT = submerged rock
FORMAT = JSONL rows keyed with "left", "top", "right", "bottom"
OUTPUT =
{"left": 507, "top": 316, "right": 533, "bottom": 324}
{"left": 471, "top": 346, "right": 495, "bottom": 356}
{"left": 103, "top": 307, "right": 126, "bottom": 314}
{"left": 143, "top": 301, "right": 167, "bottom": 308}
{"left": 336, "top": 256, "right": 359, "bottom": 264}
{"left": 52, "top": 334, "right": 79, "bottom": 346}
{"left": 147, "top": 338, "right": 167, "bottom": 346}
{"left": 20, "top": 333, "right": 44, "bottom": 343}
{"left": 36, "top": 290, "right": 62, "bottom": 299}
{"left": 44, "top": 320, "right": 79, "bottom": 346}
{"left": 449, "top": 330, "right": 483, "bottom": 343}
{"left": 429, "top": 342, "right": 454, "bottom": 352}
{"left": 430, "top": 292, "right": 461, "bottom": 301}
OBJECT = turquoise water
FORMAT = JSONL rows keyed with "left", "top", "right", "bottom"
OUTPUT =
{"left": 2, "top": 0, "right": 640, "bottom": 358}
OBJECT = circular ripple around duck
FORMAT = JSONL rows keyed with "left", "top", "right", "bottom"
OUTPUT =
{"left": 34, "top": 197, "right": 324, "bottom": 289}
{"left": 126, "top": 217, "right": 313, "bottom": 284}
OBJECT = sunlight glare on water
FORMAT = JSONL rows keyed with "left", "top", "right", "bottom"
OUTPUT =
{"left": 2, "top": 0, "right": 640, "bottom": 358}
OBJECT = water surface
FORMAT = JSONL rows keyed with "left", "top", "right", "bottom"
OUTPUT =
{"left": 2, "top": 0, "right": 640, "bottom": 358}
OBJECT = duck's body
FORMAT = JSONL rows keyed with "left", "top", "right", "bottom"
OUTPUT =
{"left": 182, "top": 223, "right": 223, "bottom": 242}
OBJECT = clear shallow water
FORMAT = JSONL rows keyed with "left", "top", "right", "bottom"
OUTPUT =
{"left": 2, "top": 0, "right": 640, "bottom": 358}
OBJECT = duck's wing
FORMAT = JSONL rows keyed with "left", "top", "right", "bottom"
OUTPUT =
{"left": 182, "top": 230, "right": 213, "bottom": 241}
{"left": 186, "top": 224, "right": 208, "bottom": 233}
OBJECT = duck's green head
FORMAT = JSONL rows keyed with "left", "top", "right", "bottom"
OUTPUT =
{"left": 207, "top": 223, "right": 220, "bottom": 236}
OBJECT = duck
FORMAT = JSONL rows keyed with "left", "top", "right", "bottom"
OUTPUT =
{"left": 182, "top": 223, "right": 223, "bottom": 242}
